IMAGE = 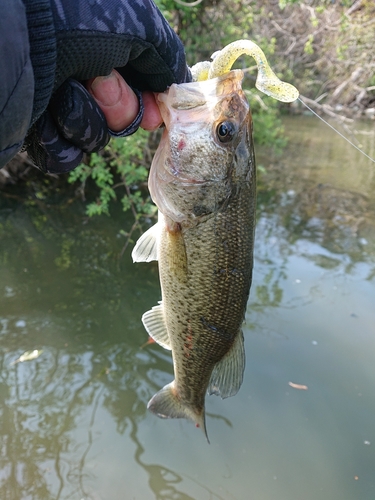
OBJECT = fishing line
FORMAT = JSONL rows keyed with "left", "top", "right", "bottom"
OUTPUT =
{"left": 297, "top": 97, "right": 375, "bottom": 164}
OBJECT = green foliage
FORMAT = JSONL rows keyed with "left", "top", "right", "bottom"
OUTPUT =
{"left": 304, "top": 34, "right": 314, "bottom": 55}
{"left": 278, "top": 0, "right": 300, "bottom": 9}
{"left": 247, "top": 93, "right": 287, "bottom": 152}
{"left": 68, "top": 131, "right": 156, "bottom": 222}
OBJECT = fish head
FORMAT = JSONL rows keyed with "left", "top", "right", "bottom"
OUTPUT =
{"left": 148, "top": 70, "right": 254, "bottom": 223}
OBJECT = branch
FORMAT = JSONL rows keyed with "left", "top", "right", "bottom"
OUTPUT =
{"left": 173, "top": 0, "right": 204, "bottom": 7}
{"left": 298, "top": 95, "right": 354, "bottom": 123}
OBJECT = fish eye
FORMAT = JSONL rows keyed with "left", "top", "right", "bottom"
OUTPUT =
{"left": 216, "top": 121, "right": 236, "bottom": 143}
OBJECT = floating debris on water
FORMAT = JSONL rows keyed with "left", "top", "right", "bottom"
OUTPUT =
{"left": 288, "top": 381, "right": 308, "bottom": 390}
{"left": 10, "top": 349, "right": 43, "bottom": 365}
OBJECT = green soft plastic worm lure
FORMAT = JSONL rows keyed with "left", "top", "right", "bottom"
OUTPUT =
{"left": 191, "top": 39, "right": 299, "bottom": 103}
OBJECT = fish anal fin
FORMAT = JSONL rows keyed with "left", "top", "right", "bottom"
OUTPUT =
{"left": 132, "top": 222, "right": 160, "bottom": 263}
{"left": 141, "top": 303, "right": 171, "bottom": 350}
{"left": 208, "top": 331, "right": 245, "bottom": 399}
{"left": 148, "top": 382, "right": 209, "bottom": 442}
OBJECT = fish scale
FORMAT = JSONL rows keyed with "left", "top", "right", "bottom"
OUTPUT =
{"left": 161, "top": 183, "right": 255, "bottom": 368}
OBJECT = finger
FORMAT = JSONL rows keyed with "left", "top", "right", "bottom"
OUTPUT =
{"left": 88, "top": 70, "right": 139, "bottom": 132}
{"left": 140, "top": 92, "right": 163, "bottom": 131}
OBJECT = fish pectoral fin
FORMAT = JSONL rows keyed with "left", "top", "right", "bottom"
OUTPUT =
{"left": 208, "top": 330, "right": 245, "bottom": 399}
{"left": 142, "top": 303, "right": 171, "bottom": 350}
{"left": 131, "top": 221, "right": 160, "bottom": 263}
{"left": 166, "top": 227, "right": 188, "bottom": 283}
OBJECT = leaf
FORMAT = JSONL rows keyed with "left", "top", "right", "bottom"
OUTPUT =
{"left": 288, "top": 381, "right": 308, "bottom": 390}
{"left": 11, "top": 349, "right": 43, "bottom": 365}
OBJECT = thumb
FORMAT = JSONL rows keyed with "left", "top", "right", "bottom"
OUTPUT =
{"left": 88, "top": 70, "right": 139, "bottom": 132}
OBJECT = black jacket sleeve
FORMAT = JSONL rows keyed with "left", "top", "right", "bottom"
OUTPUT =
{"left": 0, "top": 0, "right": 34, "bottom": 168}
{"left": 0, "top": 0, "right": 57, "bottom": 169}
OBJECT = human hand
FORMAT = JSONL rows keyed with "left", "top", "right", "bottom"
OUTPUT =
{"left": 87, "top": 70, "right": 163, "bottom": 133}
{"left": 24, "top": 0, "right": 190, "bottom": 174}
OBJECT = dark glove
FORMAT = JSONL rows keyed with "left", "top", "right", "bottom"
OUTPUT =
{"left": 23, "top": 0, "right": 191, "bottom": 174}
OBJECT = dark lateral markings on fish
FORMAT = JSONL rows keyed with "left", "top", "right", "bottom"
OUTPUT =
{"left": 217, "top": 267, "right": 244, "bottom": 278}
{"left": 200, "top": 316, "right": 235, "bottom": 341}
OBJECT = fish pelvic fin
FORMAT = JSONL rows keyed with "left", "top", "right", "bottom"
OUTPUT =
{"left": 148, "top": 382, "right": 209, "bottom": 443}
{"left": 208, "top": 330, "right": 245, "bottom": 399}
{"left": 142, "top": 303, "right": 171, "bottom": 350}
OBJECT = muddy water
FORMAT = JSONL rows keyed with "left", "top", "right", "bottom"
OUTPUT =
{"left": 0, "top": 116, "right": 374, "bottom": 499}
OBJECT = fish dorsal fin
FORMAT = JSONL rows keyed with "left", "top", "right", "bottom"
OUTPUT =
{"left": 132, "top": 222, "right": 159, "bottom": 263}
{"left": 142, "top": 303, "right": 171, "bottom": 350}
{"left": 208, "top": 331, "right": 245, "bottom": 399}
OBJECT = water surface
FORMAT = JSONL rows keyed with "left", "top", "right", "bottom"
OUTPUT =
{"left": 0, "top": 116, "right": 374, "bottom": 499}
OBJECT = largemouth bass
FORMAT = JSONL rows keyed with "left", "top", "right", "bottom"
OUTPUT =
{"left": 132, "top": 70, "right": 255, "bottom": 440}
{"left": 132, "top": 39, "right": 299, "bottom": 440}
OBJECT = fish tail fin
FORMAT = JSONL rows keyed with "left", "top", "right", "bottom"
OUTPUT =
{"left": 147, "top": 381, "right": 209, "bottom": 443}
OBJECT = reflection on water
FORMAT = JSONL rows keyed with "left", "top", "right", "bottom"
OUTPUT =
{"left": 0, "top": 116, "right": 374, "bottom": 499}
